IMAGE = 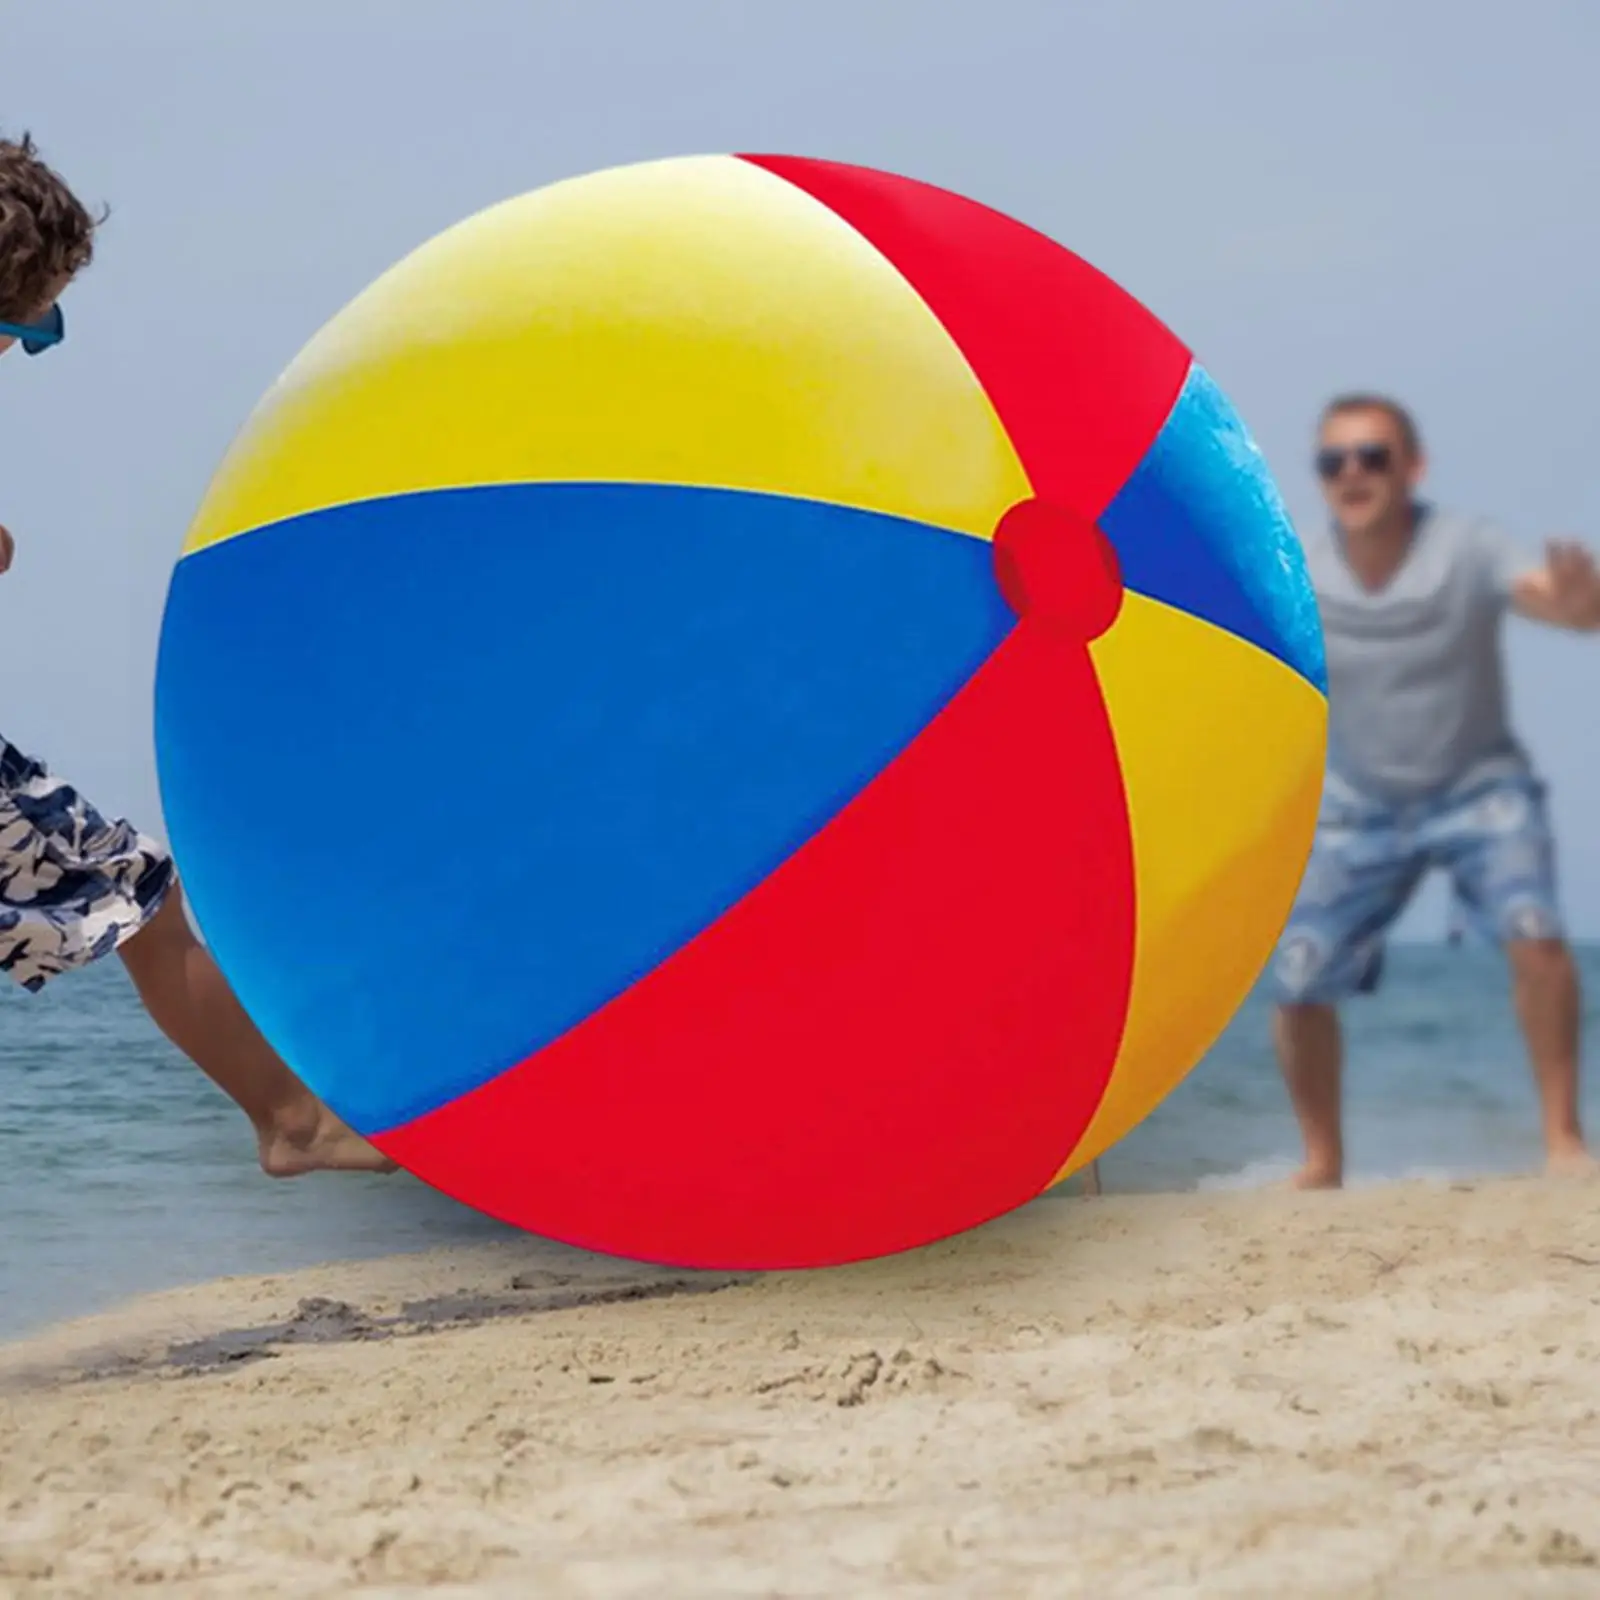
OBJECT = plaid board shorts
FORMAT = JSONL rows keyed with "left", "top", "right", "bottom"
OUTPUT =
{"left": 0, "top": 738, "right": 176, "bottom": 992}
{"left": 1268, "top": 757, "right": 1565, "bottom": 1006}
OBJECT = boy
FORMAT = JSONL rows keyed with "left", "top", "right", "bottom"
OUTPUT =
{"left": 1, "top": 131, "right": 391, "bottom": 1177}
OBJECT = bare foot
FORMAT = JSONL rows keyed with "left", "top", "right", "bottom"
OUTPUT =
{"left": 1544, "top": 1140, "right": 1599, "bottom": 1182}
{"left": 258, "top": 1100, "right": 398, "bottom": 1178}
{"left": 1290, "top": 1162, "right": 1343, "bottom": 1191}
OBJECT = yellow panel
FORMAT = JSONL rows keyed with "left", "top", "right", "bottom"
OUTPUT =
{"left": 183, "top": 155, "right": 1031, "bottom": 556}
{"left": 1051, "top": 596, "right": 1325, "bottom": 1181}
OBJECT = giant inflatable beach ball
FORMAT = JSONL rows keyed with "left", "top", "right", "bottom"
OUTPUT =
{"left": 154, "top": 154, "right": 1326, "bottom": 1269}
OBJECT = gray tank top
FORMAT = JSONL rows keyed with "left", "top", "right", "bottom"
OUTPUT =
{"left": 1300, "top": 503, "right": 1532, "bottom": 801}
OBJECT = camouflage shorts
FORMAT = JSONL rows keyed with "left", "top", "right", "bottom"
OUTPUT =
{"left": 0, "top": 739, "right": 175, "bottom": 992}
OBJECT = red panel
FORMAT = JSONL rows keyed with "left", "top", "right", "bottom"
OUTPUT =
{"left": 375, "top": 622, "right": 1137, "bottom": 1269}
{"left": 739, "top": 154, "right": 1192, "bottom": 517}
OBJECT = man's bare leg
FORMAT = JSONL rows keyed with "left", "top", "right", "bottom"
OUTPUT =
{"left": 1506, "top": 937, "right": 1594, "bottom": 1178}
{"left": 1274, "top": 1002, "right": 1345, "bottom": 1189}
{"left": 118, "top": 886, "right": 394, "bottom": 1177}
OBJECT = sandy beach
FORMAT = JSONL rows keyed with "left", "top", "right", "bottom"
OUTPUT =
{"left": 2, "top": 1177, "right": 1598, "bottom": 1598}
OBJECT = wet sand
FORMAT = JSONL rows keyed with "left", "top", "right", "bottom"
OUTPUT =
{"left": 3, "top": 1177, "right": 1599, "bottom": 1597}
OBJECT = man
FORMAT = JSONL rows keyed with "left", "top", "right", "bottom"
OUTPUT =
{"left": 1, "top": 131, "right": 391, "bottom": 1177}
{"left": 1270, "top": 392, "right": 1600, "bottom": 1188}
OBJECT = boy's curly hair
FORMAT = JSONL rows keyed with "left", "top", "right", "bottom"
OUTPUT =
{"left": 0, "top": 132, "right": 101, "bottom": 323}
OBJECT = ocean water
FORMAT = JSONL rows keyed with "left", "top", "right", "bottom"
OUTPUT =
{"left": 3, "top": 942, "right": 1597, "bottom": 1343}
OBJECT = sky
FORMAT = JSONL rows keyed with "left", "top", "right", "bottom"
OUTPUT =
{"left": 4, "top": 0, "right": 1600, "bottom": 937}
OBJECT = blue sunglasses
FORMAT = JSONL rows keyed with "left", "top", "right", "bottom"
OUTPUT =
{"left": 0, "top": 302, "right": 65, "bottom": 356}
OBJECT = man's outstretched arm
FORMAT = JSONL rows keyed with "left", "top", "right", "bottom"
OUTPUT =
{"left": 1511, "top": 539, "right": 1600, "bottom": 631}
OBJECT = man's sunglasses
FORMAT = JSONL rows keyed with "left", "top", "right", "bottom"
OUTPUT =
{"left": 1315, "top": 442, "right": 1392, "bottom": 480}
{"left": 0, "top": 302, "right": 65, "bottom": 356}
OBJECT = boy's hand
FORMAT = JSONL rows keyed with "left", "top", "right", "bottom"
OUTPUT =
{"left": 0, "top": 524, "right": 12, "bottom": 576}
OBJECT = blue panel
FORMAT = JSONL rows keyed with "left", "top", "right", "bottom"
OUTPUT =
{"left": 155, "top": 483, "right": 1013, "bottom": 1134}
{"left": 1098, "top": 363, "right": 1326, "bottom": 693}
